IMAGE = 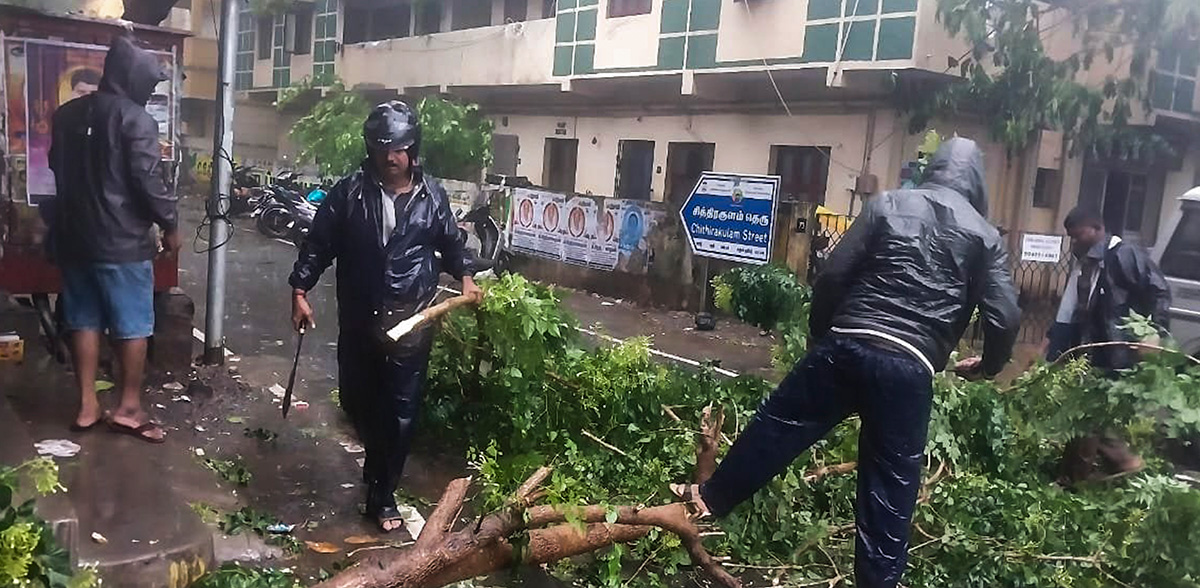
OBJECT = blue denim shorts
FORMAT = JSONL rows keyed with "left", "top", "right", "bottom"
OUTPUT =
{"left": 61, "top": 261, "right": 155, "bottom": 340}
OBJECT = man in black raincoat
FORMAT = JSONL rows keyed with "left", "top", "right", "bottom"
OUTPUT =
{"left": 289, "top": 101, "right": 481, "bottom": 532}
{"left": 50, "top": 35, "right": 178, "bottom": 442}
{"left": 673, "top": 138, "right": 1021, "bottom": 588}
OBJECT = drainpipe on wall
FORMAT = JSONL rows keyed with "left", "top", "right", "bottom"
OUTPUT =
{"left": 852, "top": 109, "right": 878, "bottom": 216}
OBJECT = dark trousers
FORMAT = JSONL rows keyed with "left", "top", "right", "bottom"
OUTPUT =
{"left": 338, "top": 331, "right": 432, "bottom": 510}
{"left": 701, "top": 336, "right": 934, "bottom": 588}
{"left": 1045, "top": 321, "right": 1081, "bottom": 362}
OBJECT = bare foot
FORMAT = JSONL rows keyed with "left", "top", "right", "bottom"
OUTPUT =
{"left": 109, "top": 409, "right": 166, "bottom": 442}
{"left": 74, "top": 404, "right": 104, "bottom": 429}
{"left": 669, "top": 483, "right": 711, "bottom": 519}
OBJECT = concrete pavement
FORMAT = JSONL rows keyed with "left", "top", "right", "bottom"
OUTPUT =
{"left": 0, "top": 299, "right": 217, "bottom": 588}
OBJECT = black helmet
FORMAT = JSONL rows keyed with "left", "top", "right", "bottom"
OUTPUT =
{"left": 363, "top": 100, "right": 421, "bottom": 161}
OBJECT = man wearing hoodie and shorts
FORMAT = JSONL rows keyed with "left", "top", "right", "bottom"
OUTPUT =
{"left": 49, "top": 35, "right": 179, "bottom": 442}
{"left": 672, "top": 138, "right": 1021, "bottom": 588}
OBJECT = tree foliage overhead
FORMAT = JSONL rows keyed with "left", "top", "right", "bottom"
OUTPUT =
{"left": 280, "top": 78, "right": 493, "bottom": 181}
{"left": 279, "top": 78, "right": 372, "bottom": 179}
{"left": 415, "top": 96, "right": 494, "bottom": 182}
{"left": 903, "top": 0, "right": 1200, "bottom": 158}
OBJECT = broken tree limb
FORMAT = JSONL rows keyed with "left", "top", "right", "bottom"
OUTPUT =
{"left": 695, "top": 405, "right": 724, "bottom": 484}
{"left": 522, "top": 503, "right": 739, "bottom": 588}
{"left": 316, "top": 445, "right": 741, "bottom": 588}
{"left": 803, "top": 462, "right": 858, "bottom": 483}
{"left": 416, "top": 477, "right": 471, "bottom": 548}
{"left": 582, "top": 430, "right": 630, "bottom": 458}
{"left": 315, "top": 480, "right": 738, "bottom": 588}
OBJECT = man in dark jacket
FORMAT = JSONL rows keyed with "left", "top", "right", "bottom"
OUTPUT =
{"left": 1049, "top": 206, "right": 1171, "bottom": 481}
{"left": 49, "top": 35, "right": 178, "bottom": 442}
{"left": 289, "top": 101, "right": 481, "bottom": 532}
{"left": 1046, "top": 206, "right": 1172, "bottom": 370}
{"left": 672, "top": 138, "right": 1020, "bottom": 588}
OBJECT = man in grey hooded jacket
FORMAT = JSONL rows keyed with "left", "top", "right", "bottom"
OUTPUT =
{"left": 673, "top": 138, "right": 1021, "bottom": 588}
{"left": 49, "top": 35, "right": 179, "bottom": 442}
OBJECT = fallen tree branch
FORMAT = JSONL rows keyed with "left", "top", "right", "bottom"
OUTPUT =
{"left": 522, "top": 503, "right": 739, "bottom": 587}
{"left": 582, "top": 430, "right": 630, "bottom": 458}
{"left": 804, "top": 462, "right": 857, "bottom": 483}
{"left": 1003, "top": 341, "right": 1200, "bottom": 394}
{"left": 696, "top": 404, "right": 724, "bottom": 484}
{"left": 1002, "top": 551, "right": 1103, "bottom": 565}
{"left": 315, "top": 431, "right": 739, "bottom": 588}
{"left": 417, "top": 477, "right": 471, "bottom": 547}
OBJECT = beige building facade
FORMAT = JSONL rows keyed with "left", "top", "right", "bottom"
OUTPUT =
{"left": 177, "top": 0, "right": 1200, "bottom": 252}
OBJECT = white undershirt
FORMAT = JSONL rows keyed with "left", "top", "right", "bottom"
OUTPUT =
{"left": 381, "top": 189, "right": 399, "bottom": 245}
{"left": 380, "top": 187, "right": 413, "bottom": 246}
{"left": 1054, "top": 235, "right": 1122, "bottom": 324}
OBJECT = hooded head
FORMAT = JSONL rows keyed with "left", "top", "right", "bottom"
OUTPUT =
{"left": 921, "top": 137, "right": 989, "bottom": 217}
{"left": 100, "top": 35, "right": 168, "bottom": 106}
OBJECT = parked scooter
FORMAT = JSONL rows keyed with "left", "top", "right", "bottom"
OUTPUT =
{"left": 253, "top": 180, "right": 317, "bottom": 244}
{"left": 228, "top": 165, "right": 265, "bottom": 216}
{"left": 460, "top": 174, "right": 529, "bottom": 274}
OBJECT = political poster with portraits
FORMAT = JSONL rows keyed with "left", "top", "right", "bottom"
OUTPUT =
{"left": 508, "top": 188, "right": 664, "bottom": 273}
{"left": 4, "top": 38, "right": 176, "bottom": 205}
{"left": 511, "top": 188, "right": 563, "bottom": 261}
{"left": 560, "top": 196, "right": 595, "bottom": 266}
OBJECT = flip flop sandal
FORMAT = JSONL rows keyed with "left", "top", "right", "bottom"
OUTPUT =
{"left": 669, "top": 483, "right": 712, "bottom": 520}
{"left": 107, "top": 420, "right": 167, "bottom": 444}
{"left": 376, "top": 506, "right": 404, "bottom": 534}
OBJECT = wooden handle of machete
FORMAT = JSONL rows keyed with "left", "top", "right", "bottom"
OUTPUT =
{"left": 386, "top": 293, "right": 479, "bottom": 341}
{"left": 420, "top": 293, "right": 479, "bottom": 322}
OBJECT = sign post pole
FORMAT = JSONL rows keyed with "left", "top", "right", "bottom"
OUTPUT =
{"left": 679, "top": 172, "right": 780, "bottom": 329}
{"left": 203, "top": 0, "right": 238, "bottom": 365}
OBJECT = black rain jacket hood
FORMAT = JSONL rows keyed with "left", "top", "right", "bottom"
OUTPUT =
{"left": 809, "top": 137, "right": 1021, "bottom": 376}
{"left": 48, "top": 35, "right": 176, "bottom": 265}
{"left": 100, "top": 35, "right": 167, "bottom": 106}
{"left": 923, "top": 136, "right": 989, "bottom": 217}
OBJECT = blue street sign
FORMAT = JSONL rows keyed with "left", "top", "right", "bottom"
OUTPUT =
{"left": 679, "top": 172, "right": 780, "bottom": 265}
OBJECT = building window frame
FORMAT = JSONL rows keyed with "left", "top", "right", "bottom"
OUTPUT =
{"left": 1032, "top": 167, "right": 1061, "bottom": 209}
{"left": 272, "top": 14, "right": 290, "bottom": 88}
{"left": 257, "top": 15, "right": 273, "bottom": 59}
{"left": 291, "top": 4, "right": 314, "bottom": 56}
{"left": 452, "top": 0, "right": 492, "bottom": 30}
{"left": 235, "top": 1, "right": 255, "bottom": 89}
{"left": 313, "top": 0, "right": 338, "bottom": 80}
{"left": 768, "top": 145, "right": 831, "bottom": 204}
{"left": 415, "top": 0, "right": 444, "bottom": 35}
{"left": 803, "top": 0, "right": 919, "bottom": 63}
{"left": 1152, "top": 42, "right": 1198, "bottom": 114}
{"left": 608, "top": 0, "right": 651, "bottom": 18}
